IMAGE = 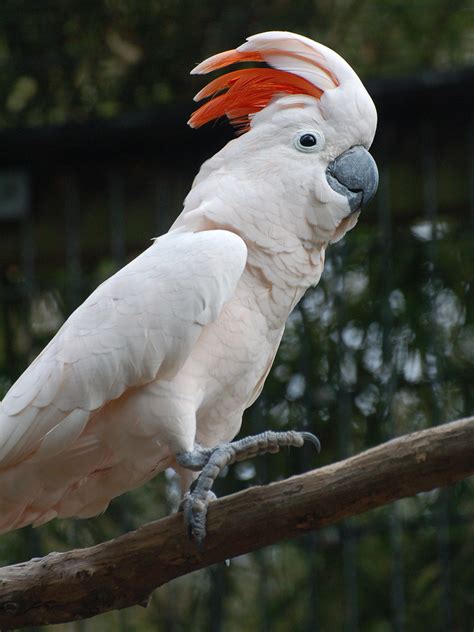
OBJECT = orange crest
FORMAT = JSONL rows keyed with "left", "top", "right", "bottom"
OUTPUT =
{"left": 188, "top": 49, "right": 324, "bottom": 132}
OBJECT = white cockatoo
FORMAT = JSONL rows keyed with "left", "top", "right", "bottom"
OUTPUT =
{"left": 0, "top": 31, "right": 378, "bottom": 545}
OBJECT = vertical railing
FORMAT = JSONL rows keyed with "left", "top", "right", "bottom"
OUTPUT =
{"left": 297, "top": 300, "right": 321, "bottom": 632}
{"left": 422, "top": 121, "right": 453, "bottom": 632}
{"left": 63, "top": 173, "right": 82, "bottom": 306}
{"left": 154, "top": 170, "right": 173, "bottom": 236}
{"left": 377, "top": 164, "right": 406, "bottom": 632}
{"left": 62, "top": 172, "right": 87, "bottom": 632}
{"left": 468, "top": 118, "right": 474, "bottom": 416}
{"left": 107, "top": 167, "right": 126, "bottom": 269}
{"left": 18, "top": 173, "right": 41, "bottom": 632}
{"left": 332, "top": 242, "right": 360, "bottom": 632}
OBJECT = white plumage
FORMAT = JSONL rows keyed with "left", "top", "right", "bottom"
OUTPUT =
{"left": 0, "top": 31, "right": 377, "bottom": 534}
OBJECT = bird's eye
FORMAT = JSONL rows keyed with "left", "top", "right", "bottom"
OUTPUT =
{"left": 294, "top": 130, "right": 325, "bottom": 153}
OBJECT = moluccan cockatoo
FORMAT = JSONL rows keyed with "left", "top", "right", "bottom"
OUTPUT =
{"left": 0, "top": 31, "right": 378, "bottom": 546}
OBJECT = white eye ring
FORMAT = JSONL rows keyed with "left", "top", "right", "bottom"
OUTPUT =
{"left": 294, "top": 129, "right": 325, "bottom": 153}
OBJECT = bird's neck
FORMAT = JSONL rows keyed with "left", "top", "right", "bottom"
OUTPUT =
{"left": 241, "top": 241, "right": 325, "bottom": 328}
{"left": 170, "top": 203, "right": 326, "bottom": 328}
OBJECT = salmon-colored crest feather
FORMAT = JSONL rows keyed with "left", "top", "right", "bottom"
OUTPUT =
{"left": 191, "top": 49, "right": 265, "bottom": 75}
{"left": 188, "top": 67, "right": 323, "bottom": 131}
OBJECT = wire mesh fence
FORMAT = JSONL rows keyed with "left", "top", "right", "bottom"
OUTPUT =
{"left": 0, "top": 72, "right": 473, "bottom": 631}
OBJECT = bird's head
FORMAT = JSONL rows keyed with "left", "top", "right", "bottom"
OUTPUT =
{"left": 186, "top": 31, "right": 378, "bottom": 246}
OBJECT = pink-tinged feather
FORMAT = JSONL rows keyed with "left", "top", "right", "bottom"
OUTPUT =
{"left": 188, "top": 68, "right": 322, "bottom": 130}
{"left": 191, "top": 49, "right": 264, "bottom": 75}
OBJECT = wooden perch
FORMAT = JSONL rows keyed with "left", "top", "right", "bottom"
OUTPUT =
{"left": 0, "top": 416, "right": 473, "bottom": 629}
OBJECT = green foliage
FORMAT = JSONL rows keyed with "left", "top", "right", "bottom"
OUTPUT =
{"left": 0, "top": 0, "right": 472, "bottom": 127}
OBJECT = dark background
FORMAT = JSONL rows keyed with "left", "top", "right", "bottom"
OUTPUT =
{"left": 0, "top": 2, "right": 473, "bottom": 631}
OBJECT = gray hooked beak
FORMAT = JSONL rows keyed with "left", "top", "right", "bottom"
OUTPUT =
{"left": 326, "top": 146, "right": 379, "bottom": 212}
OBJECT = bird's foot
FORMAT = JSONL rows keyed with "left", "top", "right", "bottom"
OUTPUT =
{"left": 179, "top": 489, "right": 217, "bottom": 550}
{"left": 176, "top": 430, "right": 320, "bottom": 548}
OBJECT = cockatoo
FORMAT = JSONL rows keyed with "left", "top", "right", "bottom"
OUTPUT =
{"left": 0, "top": 31, "right": 378, "bottom": 546}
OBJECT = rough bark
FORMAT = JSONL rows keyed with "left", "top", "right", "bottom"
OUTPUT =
{"left": 0, "top": 416, "right": 473, "bottom": 630}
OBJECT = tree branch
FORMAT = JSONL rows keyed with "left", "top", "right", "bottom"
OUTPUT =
{"left": 0, "top": 417, "right": 473, "bottom": 629}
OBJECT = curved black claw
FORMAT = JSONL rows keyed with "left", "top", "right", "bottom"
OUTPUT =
{"left": 300, "top": 431, "right": 321, "bottom": 453}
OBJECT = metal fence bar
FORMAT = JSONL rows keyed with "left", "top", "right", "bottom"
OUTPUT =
{"left": 107, "top": 168, "right": 126, "bottom": 268}
{"left": 468, "top": 119, "right": 474, "bottom": 416}
{"left": 332, "top": 243, "right": 360, "bottom": 632}
{"left": 470, "top": 121, "right": 474, "bottom": 233}
{"left": 20, "top": 189, "right": 35, "bottom": 309}
{"left": 297, "top": 302, "right": 321, "bottom": 632}
{"left": 208, "top": 563, "right": 226, "bottom": 632}
{"left": 63, "top": 173, "right": 82, "bottom": 307}
{"left": 422, "top": 121, "right": 453, "bottom": 632}
{"left": 18, "top": 177, "right": 42, "bottom": 629}
{"left": 377, "top": 166, "right": 407, "bottom": 631}
{"left": 0, "top": 277, "right": 15, "bottom": 383}
{"left": 257, "top": 549, "right": 270, "bottom": 632}
{"left": 154, "top": 171, "right": 172, "bottom": 236}
{"left": 389, "top": 507, "right": 405, "bottom": 632}
{"left": 305, "top": 532, "right": 320, "bottom": 632}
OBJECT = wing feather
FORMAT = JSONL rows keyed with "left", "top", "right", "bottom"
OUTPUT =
{"left": 0, "top": 229, "right": 247, "bottom": 468}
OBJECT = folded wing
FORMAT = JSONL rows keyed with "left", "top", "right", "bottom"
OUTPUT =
{"left": 0, "top": 229, "right": 247, "bottom": 469}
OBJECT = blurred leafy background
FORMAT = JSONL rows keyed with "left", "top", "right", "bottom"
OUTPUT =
{"left": 0, "top": 1, "right": 473, "bottom": 631}
{"left": 0, "top": 0, "right": 472, "bottom": 128}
